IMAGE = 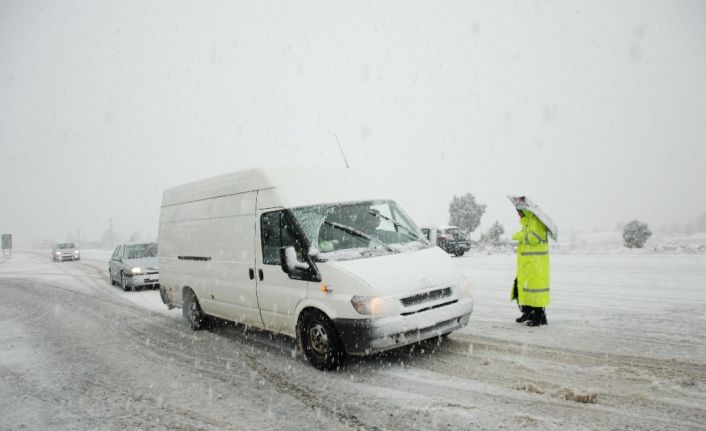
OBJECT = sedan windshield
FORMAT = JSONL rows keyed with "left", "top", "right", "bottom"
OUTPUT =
{"left": 290, "top": 200, "right": 430, "bottom": 261}
{"left": 125, "top": 243, "right": 158, "bottom": 259}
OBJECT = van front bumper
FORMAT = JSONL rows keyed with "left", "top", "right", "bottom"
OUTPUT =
{"left": 332, "top": 297, "right": 473, "bottom": 356}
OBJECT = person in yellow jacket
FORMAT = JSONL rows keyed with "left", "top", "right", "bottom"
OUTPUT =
{"left": 511, "top": 208, "right": 550, "bottom": 326}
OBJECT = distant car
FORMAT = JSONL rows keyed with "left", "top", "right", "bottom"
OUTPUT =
{"left": 52, "top": 242, "right": 80, "bottom": 261}
{"left": 108, "top": 242, "right": 159, "bottom": 291}
{"left": 420, "top": 226, "right": 470, "bottom": 256}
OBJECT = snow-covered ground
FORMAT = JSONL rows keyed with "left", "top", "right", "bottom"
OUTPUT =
{"left": 462, "top": 253, "right": 706, "bottom": 361}
{"left": 1, "top": 249, "right": 705, "bottom": 430}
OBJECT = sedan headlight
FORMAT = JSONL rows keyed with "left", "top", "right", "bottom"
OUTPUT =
{"left": 131, "top": 267, "right": 142, "bottom": 274}
{"left": 351, "top": 296, "right": 400, "bottom": 316}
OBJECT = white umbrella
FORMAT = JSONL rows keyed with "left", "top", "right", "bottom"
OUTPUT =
{"left": 507, "top": 195, "right": 558, "bottom": 241}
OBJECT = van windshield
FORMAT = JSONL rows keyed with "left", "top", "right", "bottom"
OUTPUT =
{"left": 290, "top": 200, "right": 431, "bottom": 261}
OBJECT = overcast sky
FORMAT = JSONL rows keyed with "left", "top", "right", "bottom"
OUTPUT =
{"left": 1, "top": 0, "right": 705, "bottom": 245}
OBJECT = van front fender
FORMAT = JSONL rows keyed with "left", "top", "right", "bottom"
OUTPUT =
{"left": 292, "top": 298, "right": 341, "bottom": 332}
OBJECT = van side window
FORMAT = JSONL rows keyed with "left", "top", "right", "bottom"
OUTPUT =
{"left": 261, "top": 211, "right": 300, "bottom": 265}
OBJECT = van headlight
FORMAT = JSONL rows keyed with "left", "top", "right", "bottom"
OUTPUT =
{"left": 456, "top": 277, "right": 472, "bottom": 297}
{"left": 55, "top": 251, "right": 61, "bottom": 255}
{"left": 351, "top": 296, "right": 400, "bottom": 316}
{"left": 131, "top": 267, "right": 142, "bottom": 274}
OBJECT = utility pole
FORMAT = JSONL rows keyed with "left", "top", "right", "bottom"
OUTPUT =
{"left": 109, "top": 218, "right": 113, "bottom": 248}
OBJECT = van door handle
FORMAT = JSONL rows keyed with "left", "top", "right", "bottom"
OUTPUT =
{"left": 248, "top": 268, "right": 254, "bottom": 280}
{"left": 258, "top": 269, "right": 264, "bottom": 281}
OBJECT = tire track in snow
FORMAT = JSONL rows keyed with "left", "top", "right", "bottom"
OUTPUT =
{"left": 422, "top": 334, "right": 706, "bottom": 430}
{"left": 124, "top": 318, "right": 380, "bottom": 431}
{"left": 0, "top": 279, "right": 233, "bottom": 430}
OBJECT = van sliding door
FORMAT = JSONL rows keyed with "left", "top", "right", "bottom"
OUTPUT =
{"left": 195, "top": 191, "right": 262, "bottom": 327}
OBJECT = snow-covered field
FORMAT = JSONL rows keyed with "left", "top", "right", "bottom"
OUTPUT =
{"left": 1, "top": 249, "right": 705, "bottom": 430}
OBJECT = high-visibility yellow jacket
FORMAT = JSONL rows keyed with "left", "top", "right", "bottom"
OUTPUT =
{"left": 511, "top": 210, "right": 550, "bottom": 307}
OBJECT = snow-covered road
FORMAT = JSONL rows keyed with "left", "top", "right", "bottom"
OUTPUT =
{"left": 1, "top": 250, "right": 705, "bottom": 430}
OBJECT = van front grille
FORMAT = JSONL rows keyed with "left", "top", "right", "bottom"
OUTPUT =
{"left": 401, "top": 287, "right": 452, "bottom": 307}
{"left": 402, "top": 317, "right": 459, "bottom": 339}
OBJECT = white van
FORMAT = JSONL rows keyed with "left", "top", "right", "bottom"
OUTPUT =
{"left": 158, "top": 167, "right": 473, "bottom": 370}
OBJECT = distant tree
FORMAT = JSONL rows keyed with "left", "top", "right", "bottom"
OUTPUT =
{"left": 480, "top": 221, "right": 505, "bottom": 244}
{"left": 622, "top": 220, "right": 652, "bottom": 248}
{"left": 449, "top": 193, "right": 486, "bottom": 234}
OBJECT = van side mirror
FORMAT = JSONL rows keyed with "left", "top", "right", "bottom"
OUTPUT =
{"left": 279, "top": 246, "right": 310, "bottom": 273}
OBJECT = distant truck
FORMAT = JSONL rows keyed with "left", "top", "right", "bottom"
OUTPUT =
{"left": 158, "top": 167, "right": 474, "bottom": 370}
{"left": 420, "top": 226, "right": 470, "bottom": 256}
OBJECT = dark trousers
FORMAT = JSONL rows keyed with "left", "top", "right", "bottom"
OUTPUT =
{"left": 514, "top": 278, "right": 547, "bottom": 324}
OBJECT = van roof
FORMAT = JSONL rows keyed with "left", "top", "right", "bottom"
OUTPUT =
{"left": 161, "top": 166, "right": 390, "bottom": 209}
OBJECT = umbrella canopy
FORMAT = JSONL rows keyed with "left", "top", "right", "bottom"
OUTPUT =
{"left": 507, "top": 195, "right": 558, "bottom": 241}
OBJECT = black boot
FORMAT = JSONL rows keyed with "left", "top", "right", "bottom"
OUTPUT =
{"left": 526, "top": 308, "right": 542, "bottom": 327}
{"left": 515, "top": 305, "right": 530, "bottom": 323}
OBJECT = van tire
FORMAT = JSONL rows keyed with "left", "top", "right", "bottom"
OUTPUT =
{"left": 183, "top": 288, "right": 207, "bottom": 330}
{"left": 159, "top": 286, "right": 169, "bottom": 305}
{"left": 298, "top": 309, "right": 345, "bottom": 371}
{"left": 454, "top": 251, "right": 465, "bottom": 257}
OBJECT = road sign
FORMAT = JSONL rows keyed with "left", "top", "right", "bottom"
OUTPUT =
{"left": 1, "top": 234, "right": 11, "bottom": 249}
{"left": 1, "top": 234, "right": 11, "bottom": 256}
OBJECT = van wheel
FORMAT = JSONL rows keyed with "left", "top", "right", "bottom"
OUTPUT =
{"left": 109, "top": 269, "right": 114, "bottom": 285}
{"left": 183, "top": 288, "right": 207, "bottom": 330}
{"left": 159, "top": 286, "right": 169, "bottom": 305}
{"left": 454, "top": 251, "right": 465, "bottom": 257}
{"left": 298, "top": 309, "right": 345, "bottom": 371}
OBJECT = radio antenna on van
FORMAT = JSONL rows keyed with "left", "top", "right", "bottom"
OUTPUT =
{"left": 334, "top": 133, "right": 350, "bottom": 168}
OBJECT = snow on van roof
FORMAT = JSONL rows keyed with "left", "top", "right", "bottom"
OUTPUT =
{"left": 161, "top": 166, "right": 391, "bottom": 209}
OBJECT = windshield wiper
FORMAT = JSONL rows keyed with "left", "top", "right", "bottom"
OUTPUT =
{"left": 368, "top": 211, "right": 427, "bottom": 243}
{"left": 323, "top": 221, "right": 396, "bottom": 253}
